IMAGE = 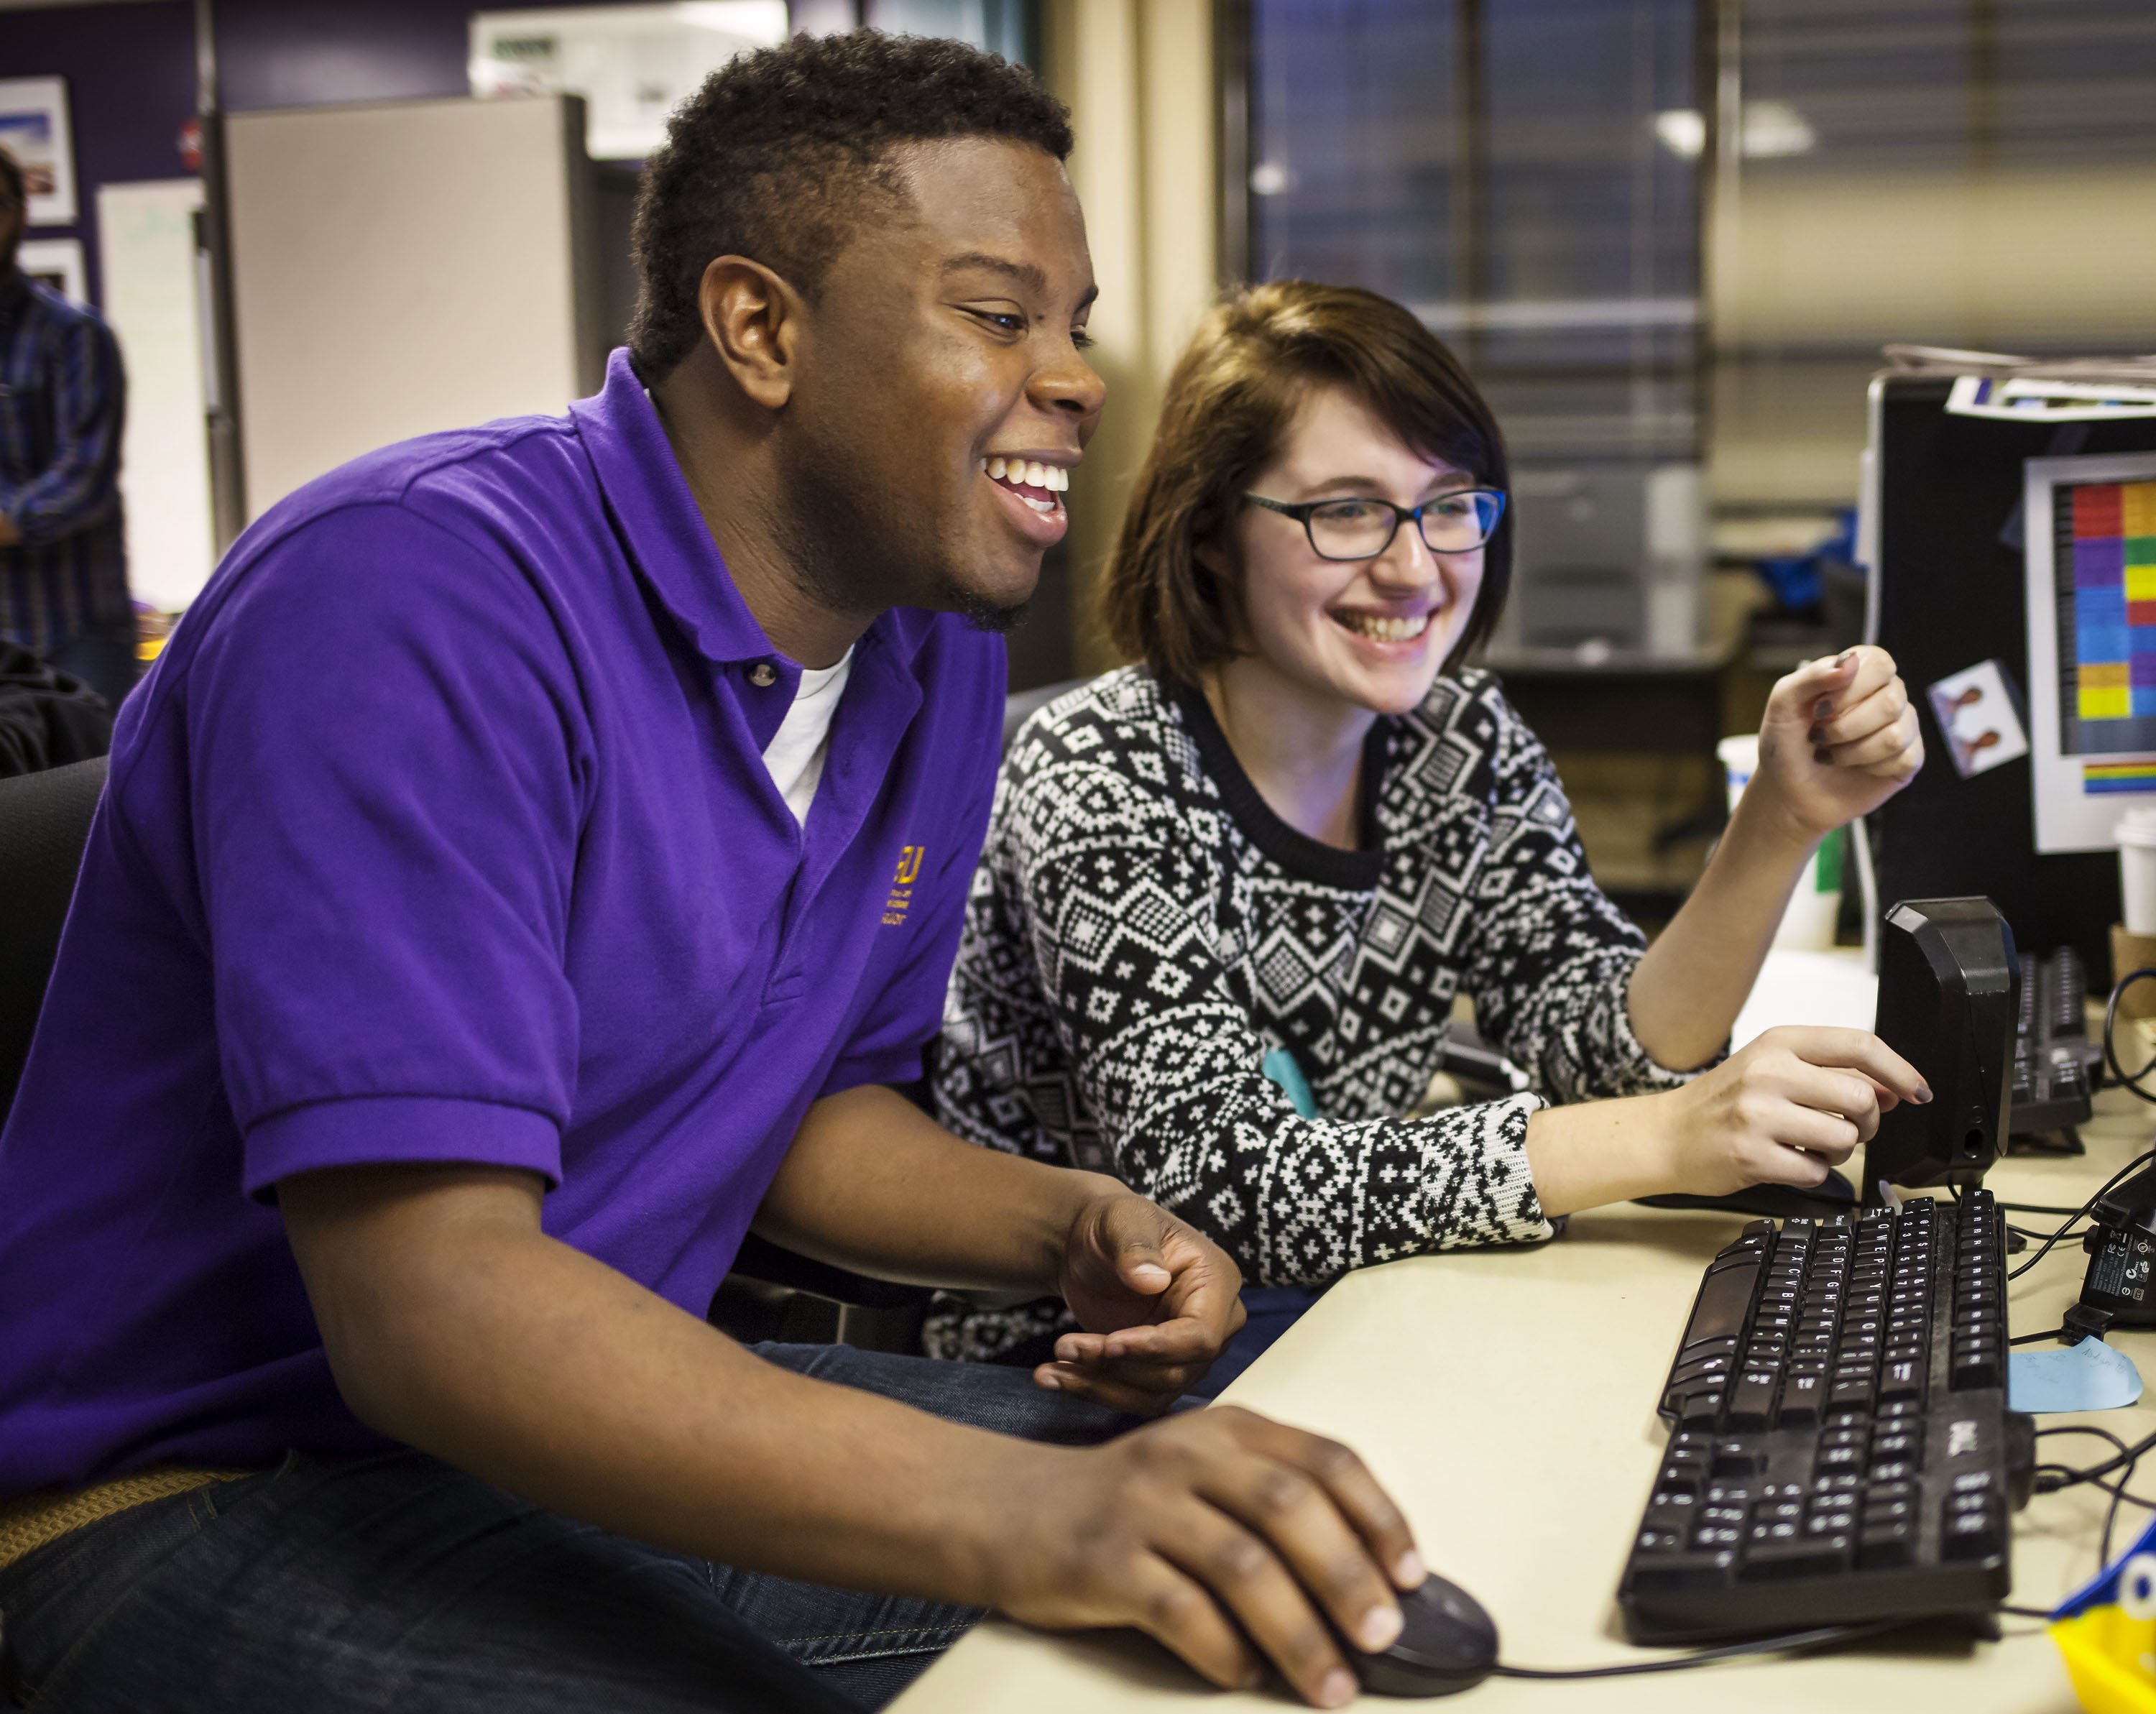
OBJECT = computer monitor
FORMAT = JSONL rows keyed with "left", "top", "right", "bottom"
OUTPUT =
{"left": 1862, "top": 373, "right": 2156, "bottom": 974}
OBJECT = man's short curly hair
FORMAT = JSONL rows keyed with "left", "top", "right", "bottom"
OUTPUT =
{"left": 627, "top": 29, "right": 1072, "bottom": 381}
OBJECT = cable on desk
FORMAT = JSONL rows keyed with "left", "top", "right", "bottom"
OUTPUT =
{"left": 2031, "top": 1425, "right": 2156, "bottom": 1569}
{"left": 2001, "top": 1201, "right": 2102, "bottom": 1217}
{"left": 1492, "top": 1621, "right": 1905, "bottom": 1680}
{"left": 2008, "top": 1150, "right": 2156, "bottom": 1280}
{"left": 2104, "top": 969, "right": 2156, "bottom": 1105}
{"left": 2000, "top": 1604, "right": 2057, "bottom": 1621}
{"left": 2012, "top": 1325, "right": 2068, "bottom": 1345}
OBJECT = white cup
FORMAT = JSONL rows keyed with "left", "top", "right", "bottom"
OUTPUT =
{"left": 2118, "top": 808, "right": 2156, "bottom": 935}
{"left": 1720, "top": 733, "right": 1843, "bottom": 950}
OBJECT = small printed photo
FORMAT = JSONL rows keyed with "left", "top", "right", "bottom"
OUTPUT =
{"left": 1926, "top": 659, "right": 2032, "bottom": 780}
{"left": 0, "top": 80, "right": 76, "bottom": 224}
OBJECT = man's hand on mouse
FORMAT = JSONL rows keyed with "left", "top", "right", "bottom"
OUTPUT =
{"left": 1650, "top": 1025, "right": 1932, "bottom": 1197}
{"left": 1749, "top": 645, "right": 1924, "bottom": 841}
{"left": 1033, "top": 1182, "right": 1249, "bottom": 1415}
{"left": 975, "top": 1404, "right": 1424, "bottom": 1708}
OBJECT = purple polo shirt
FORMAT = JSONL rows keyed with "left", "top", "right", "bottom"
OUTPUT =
{"left": 0, "top": 350, "right": 1004, "bottom": 1495}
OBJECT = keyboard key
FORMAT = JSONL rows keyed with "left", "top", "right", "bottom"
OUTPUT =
{"left": 1676, "top": 1334, "right": 1738, "bottom": 1366}
{"left": 1677, "top": 1387, "right": 1725, "bottom": 1427}
{"left": 1683, "top": 1260, "right": 1764, "bottom": 1348}
{"left": 1725, "top": 1373, "right": 1779, "bottom": 1432}
{"left": 1940, "top": 1493, "right": 2005, "bottom": 1561}
{"left": 1857, "top": 1520, "right": 1915, "bottom": 1569}
{"left": 1740, "top": 1539, "right": 1850, "bottom": 1581}
{"left": 1774, "top": 1376, "right": 1823, "bottom": 1429}
{"left": 1628, "top": 1552, "right": 1734, "bottom": 1593}
{"left": 1711, "top": 1439, "right": 1767, "bottom": 1478}
{"left": 1952, "top": 1353, "right": 2001, "bottom": 1390}
{"left": 1829, "top": 1376, "right": 1874, "bottom": 1408}
{"left": 1637, "top": 1528, "right": 1684, "bottom": 1554}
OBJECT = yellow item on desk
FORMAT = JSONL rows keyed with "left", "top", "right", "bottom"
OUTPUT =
{"left": 2053, "top": 1530, "right": 2156, "bottom": 1713}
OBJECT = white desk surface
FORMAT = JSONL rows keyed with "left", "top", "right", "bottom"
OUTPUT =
{"left": 896, "top": 950, "right": 2155, "bottom": 1712}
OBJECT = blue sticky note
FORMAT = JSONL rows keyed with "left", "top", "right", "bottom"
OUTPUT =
{"left": 1260, "top": 1048, "right": 1317, "bottom": 1118}
{"left": 2008, "top": 1337, "right": 2146, "bottom": 1414}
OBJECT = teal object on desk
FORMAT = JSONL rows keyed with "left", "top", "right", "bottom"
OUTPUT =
{"left": 1261, "top": 1048, "right": 1317, "bottom": 1118}
{"left": 2007, "top": 1337, "right": 2145, "bottom": 1414}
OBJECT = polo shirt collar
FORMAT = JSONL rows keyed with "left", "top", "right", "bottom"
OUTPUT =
{"left": 570, "top": 347, "right": 779, "bottom": 668}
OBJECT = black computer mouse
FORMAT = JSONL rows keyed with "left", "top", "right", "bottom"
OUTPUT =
{"left": 1345, "top": 1574, "right": 1500, "bottom": 1697}
{"left": 1635, "top": 1166, "right": 1856, "bottom": 1222}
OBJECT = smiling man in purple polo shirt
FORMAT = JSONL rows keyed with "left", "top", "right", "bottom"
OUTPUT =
{"left": 0, "top": 32, "right": 1429, "bottom": 1714}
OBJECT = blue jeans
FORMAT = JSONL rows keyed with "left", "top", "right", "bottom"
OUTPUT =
{"left": 1180, "top": 1286, "right": 1323, "bottom": 1400}
{"left": 0, "top": 1342, "right": 1138, "bottom": 1713}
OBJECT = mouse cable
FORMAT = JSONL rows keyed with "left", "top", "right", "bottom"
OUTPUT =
{"left": 1492, "top": 1620, "right": 1906, "bottom": 1680}
{"left": 2008, "top": 1149, "right": 2156, "bottom": 1281}
{"left": 2104, "top": 969, "right": 2156, "bottom": 1104}
{"left": 2009, "top": 1220, "right": 2085, "bottom": 1245}
{"left": 2000, "top": 1200, "right": 2104, "bottom": 1217}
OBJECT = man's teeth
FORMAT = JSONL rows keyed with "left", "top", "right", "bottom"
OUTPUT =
{"left": 981, "top": 456, "right": 1069, "bottom": 492}
{"left": 1337, "top": 611, "right": 1431, "bottom": 642}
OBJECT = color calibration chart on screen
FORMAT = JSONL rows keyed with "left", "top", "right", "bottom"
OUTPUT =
{"left": 2026, "top": 453, "right": 2156, "bottom": 850}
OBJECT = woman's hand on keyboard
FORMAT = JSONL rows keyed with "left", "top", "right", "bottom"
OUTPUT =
{"left": 1654, "top": 1025, "right": 1931, "bottom": 1195}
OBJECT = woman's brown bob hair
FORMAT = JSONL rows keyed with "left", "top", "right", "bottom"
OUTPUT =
{"left": 1100, "top": 280, "right": 1510, "bottom": 686}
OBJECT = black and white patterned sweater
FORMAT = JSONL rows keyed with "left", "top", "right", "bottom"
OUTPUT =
{"left": 927, "top": 665, "right": 1695, "bottom": 1362}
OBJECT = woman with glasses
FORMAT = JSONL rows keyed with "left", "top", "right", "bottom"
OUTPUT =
{"left": 929, "top": 281, "right": 1925, "bottom": 1391}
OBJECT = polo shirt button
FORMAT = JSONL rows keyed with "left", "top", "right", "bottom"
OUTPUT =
{"left": 748, "top": 663, "right": 776, "bottom": 688}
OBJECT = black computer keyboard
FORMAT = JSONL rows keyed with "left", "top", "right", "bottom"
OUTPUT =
{"left": 1617, "top": 1190, "right": 2034, "bottom": 1643}
{"left": 2011, "top": 946, "right": 2100, "bottom": 1146}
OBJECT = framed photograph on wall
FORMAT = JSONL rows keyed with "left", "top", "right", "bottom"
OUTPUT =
{"left": 17, "top": 237, "right": 86, "bottom": 303}
{"left": 0, "top": 77, "right": 78, "bottom": 226}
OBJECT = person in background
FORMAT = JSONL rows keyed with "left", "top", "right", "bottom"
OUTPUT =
{"left": 0, "top": 142, "right": 134, "bottom": 712}
{"left": 931, "top": 280, "right": 1928, "bottom": 1386}
{"left": 0, "top": 43, "right": 1427, "bottom": 1714}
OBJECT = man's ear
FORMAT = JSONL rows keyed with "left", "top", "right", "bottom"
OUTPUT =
{"left": 697, "top": 255, "right": 806, "bottom": 412}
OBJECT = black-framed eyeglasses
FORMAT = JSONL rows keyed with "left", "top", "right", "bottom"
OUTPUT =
{"left": 1244, "top": 489, "right": 1506, "bottom": 561}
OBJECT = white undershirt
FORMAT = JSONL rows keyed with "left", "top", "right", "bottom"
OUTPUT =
{"left": 761, "top": 650, "right": 853, "bottom": 826}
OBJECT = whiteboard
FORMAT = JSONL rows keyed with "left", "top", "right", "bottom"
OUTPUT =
{"left": 227, "top": 96, "right": 589, "bottom": 518}
{"left": 96, "top": 179, "right": 215, "bottom": 612}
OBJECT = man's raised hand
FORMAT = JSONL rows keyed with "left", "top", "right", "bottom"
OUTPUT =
{"left": 1035, "top": 1184, "right": 1248, "bottom": 1414}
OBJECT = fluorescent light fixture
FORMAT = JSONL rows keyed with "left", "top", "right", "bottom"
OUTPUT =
{"left": 1653, "top": 109, "right": 1707, "bottom": 159}
{"left": 1652, "top": 101, "right": 1818, "bottom": 161}
{"left": 1739, "top": 99, "right": 1816, "bottom": 157}
{"left": 471, "top": 4, "right": 789, "bottom": 158}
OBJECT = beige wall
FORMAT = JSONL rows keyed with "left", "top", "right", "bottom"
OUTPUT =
{"left": 1041, "top": 0, "right": 1217, "bottom": 671}
{"left": 1710, "top": 163, "right": 2156, "bottom": 509}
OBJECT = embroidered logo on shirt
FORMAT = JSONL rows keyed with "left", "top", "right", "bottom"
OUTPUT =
{"left": 884, "top": 846, "right": 925, "bottom": 925}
